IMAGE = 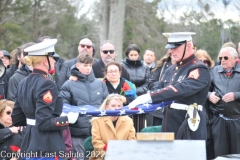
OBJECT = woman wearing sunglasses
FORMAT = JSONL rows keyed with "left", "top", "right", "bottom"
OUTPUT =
{"left": 90, "top": 94, "right": 136, "bottom": 160}
{"left": 195, "top": 49, "right": 214, "bottom": 69}
{"left": 0, "top": 99, "right": 23, "bottom": 160}
{"left": 121, "top": 44, "right": 150, "bottom": 96}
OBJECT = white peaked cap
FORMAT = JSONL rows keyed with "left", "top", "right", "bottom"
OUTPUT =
{"left": 162, "top": 32, "right": 196, "bottom": 49}
{"left": 24, "top": 39, "right": 57, "bottom": 56}
{"left": 163, "top": 32, "right": 196, "bottom": 43}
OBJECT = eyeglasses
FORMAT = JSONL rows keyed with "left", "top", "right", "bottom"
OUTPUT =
{"left": 200, "top": 60, "right": 209, "bottom": 64}
{"left": 107, "top": 70, "right": 119, "bottom": 74}
{"left": 6, "top": 111, "right": 12, "bottom": 115}
{"left": 102, "top": 50, "right": 115, "bottom": 54}
{"left": 80, "top": 44, "right": 92, "bottom": 49}
{"left": 219, "top": 56, "right": 229, "bottom": 61}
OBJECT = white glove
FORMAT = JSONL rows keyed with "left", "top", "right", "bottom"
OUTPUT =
{"left": 128, "top": 93, "right": 152, "bottom": 109}
{"left": 67, "top": 112, "right": 79, "bottom": 124}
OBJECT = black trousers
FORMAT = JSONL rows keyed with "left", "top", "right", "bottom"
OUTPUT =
{"left": 212, "top": 114, "right": 240, "bottom": 158}
{"left": 162, "top": 107, "right": 207, "bottom": 140}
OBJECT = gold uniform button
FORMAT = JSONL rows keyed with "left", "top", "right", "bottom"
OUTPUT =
{"left": 175, "top": 67, "right": 178, "bottom": 70}
{"left": 180, "top": 61, "right": 182, "bottom": 65}
{"left": 66, "top": 121, "right": 68, "bottom": 123}
{"left": 62, "top": 122, "right": 64, "bottom": 124}
{"left": 57, "top": 122, "right": 59, "bottom": 124}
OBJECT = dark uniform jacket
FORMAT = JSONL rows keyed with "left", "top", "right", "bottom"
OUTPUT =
{"left": 150, "top": 55, "right": 211, "bottom": 139}
{"left": 121, "top": 57, "right": 150, "bottom": 96}
{"left": 92, "top": 58, "right": 130, "bottom": 81}
{"left": 7, "top": 65, "right": 32, "bottom": 101}
{"left": 0, "top": 124, "right": 23, "bottom": 160}
{"left": 149, "top": 60, "right": 172, "bottom": 90}
{"left": 209, "top": 62, "right": 240, "bottom": 119}
{"left": 12, "top": 69, "right": 69, "bottom": 156}
{"left": 60, "top": 68, "right": 108, "bottom": 137}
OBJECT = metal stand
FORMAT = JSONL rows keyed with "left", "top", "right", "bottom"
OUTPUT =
{"left": 132, "top": 114, "right": 145, "bottom": 132}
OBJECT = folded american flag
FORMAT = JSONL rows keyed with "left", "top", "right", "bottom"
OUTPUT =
{"left": 62, "top": 101, "right": 173, "bottom": 117}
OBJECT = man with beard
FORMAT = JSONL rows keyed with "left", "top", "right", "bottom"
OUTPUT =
{"left": 92, "top": 40, "right": 130, "bottom": 80}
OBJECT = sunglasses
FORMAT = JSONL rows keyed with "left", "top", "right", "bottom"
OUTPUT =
{"left": 219, "top": 56, "right": 229, "bottom": 61}
{"left": 201, "top": 60, "right": 209, "bottom": 64}
{"left": 102, "top": 50, "right": 115, "bottom": 54}
{"left": 6, "top": 111, "right": 12, "bottom": 115}
{"left": 80, "top": 44, "right": 92, "bottom": 49}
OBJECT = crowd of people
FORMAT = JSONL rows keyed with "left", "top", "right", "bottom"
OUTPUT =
{"left": 0, "top": 32, "right": 240, "bottom": 160}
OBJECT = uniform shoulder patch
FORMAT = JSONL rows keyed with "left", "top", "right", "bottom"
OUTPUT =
{"left": 187, "top": 69, "right": 199, "bottom": 79}
{"left": 43, "top": 90, "right": 53, "bottom": 103}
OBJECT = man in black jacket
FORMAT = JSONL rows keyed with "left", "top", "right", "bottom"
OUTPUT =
{"left": 208, "top": 47, "right": 240, "bottom": 158}
{"left": 92, "top": 40, "right": 130, "bottom": 80}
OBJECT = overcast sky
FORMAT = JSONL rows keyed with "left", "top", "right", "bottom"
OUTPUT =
{"left": 158, "top": 0, "right": 240, "bottom": 22}
{"left": 76, "top": 0, "right": 240, "bottom": 22}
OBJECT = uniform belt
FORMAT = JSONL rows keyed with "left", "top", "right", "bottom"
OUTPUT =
{"left": 170, "top": 103, "right": 203, "bottom": 111}
{"left": 26, "top": 118, "right": 36, "bottom": 125}
{"left": 170, "top": 103, "right": 201, "bottom": 131}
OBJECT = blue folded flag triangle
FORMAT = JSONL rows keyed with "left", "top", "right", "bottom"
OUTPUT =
{"left": 62, "top": 101, "right": 173, "bottom": 117}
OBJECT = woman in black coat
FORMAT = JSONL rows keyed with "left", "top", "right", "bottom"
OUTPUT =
{"left": 121, "top": 44, "right": 150, "bottom": 96}
{"left": 0, "top": 99, "right": 23, "bottom": 160}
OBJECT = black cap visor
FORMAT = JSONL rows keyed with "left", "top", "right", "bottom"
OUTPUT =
{"left": 46, "top": 52, "right": 59, "bottom": 61}
{"left": 165, "top": 41, "right": 186, "bottom": 49}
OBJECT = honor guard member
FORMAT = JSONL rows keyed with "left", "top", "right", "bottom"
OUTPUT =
{"left": 129, "top": 32, "right": 211, "bottom": 140}
{"left": 12, "top": 39, "right": 79, "bottom": 160}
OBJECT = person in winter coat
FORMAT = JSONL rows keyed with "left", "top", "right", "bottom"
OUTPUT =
{"left": 90, "top": 94, "right": 136, "bottom": 160}
{"left": 60, "top": 53, "right": 108, "bottom": 160}
{"left": 0, "top": 59, "right": 7, "bottom": 100}
{"left": 102, "top": 61, "right": 136, "bottom": 105}
{"left": 0, "top": 99, "right": 24, "bottom": 160}
{"left": 7, "top": 42, "right": 36, "bottom": 101}
{"left": 121, "top": 44, "right": 150, "bottom": 96}
{"left": 92, "top": 40, "right": 130, "bottom": 81}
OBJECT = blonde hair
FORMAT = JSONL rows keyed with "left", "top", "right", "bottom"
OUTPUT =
{"left": 195, "top": 49, "right": 214, "bottom": 68}
{"left": 0, "top": 99, "right": 14, "bottom": 117}
{"left": 91, "top": 94, "right": 123, "bottom": 122}
{"left": 99, "top": 94, "right": 123, "bottom": 110}
{"left": 24, "top": 56, "right": 45, "bottom": 67}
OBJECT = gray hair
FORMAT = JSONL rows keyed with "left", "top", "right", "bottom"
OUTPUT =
{"left": 100, "top": 40, "right": 115, "bottom": 50}
{"left": 219, "top": 47, "right": 238, "bottom": 58}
